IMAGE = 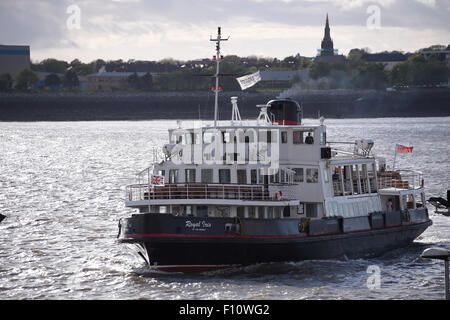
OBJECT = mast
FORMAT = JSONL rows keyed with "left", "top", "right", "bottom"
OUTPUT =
{"left": 210, "top": 27, "right": 229, "bottom": 127}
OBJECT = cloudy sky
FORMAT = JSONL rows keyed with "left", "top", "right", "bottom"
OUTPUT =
{"left": 0, "top": 0, "right": 449, "bottom": 63}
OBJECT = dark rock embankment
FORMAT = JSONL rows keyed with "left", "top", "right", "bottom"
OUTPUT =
{"left": 0, "top": 89, "right": 449, "bottom": 121}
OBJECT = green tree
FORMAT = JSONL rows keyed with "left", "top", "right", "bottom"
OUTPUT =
{"left": 37, "top": 58, "right": 69, "bottom": 73}
{"left": 15, "top": 69, "right": 39, "bottom": 90}
{"left": 140, "top": 72, "right": 153, "bottom": 91}
{"left": 44, "top": 73, "right": 61, "bottom": 88}
{"left": 0, "top": 73, "right": 13, "bottom": 92}
{"left": 127, "top": 72, "right": 141, "bottom": 90}
{"left": 62, "top": 69, "right": 79, "bottom": 89}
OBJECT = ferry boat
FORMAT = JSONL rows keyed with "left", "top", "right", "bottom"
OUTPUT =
{"left": 117, "top": 28, "right": 432, "bottom": 273}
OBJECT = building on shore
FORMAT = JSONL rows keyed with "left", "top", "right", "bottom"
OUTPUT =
{"left": 257, "top": 70, "right": 310, "bottom": 89}
{"left": 0, "top": 45, "right": 30, "bottom": 77}
{"left": 85, "top": 71, "right": 152, "bottom": 91}
{"left": 363, "top": 53, "right": 407, "bottom": 70}
{"left": 420, "top": 45, "right": 450, "bottom": 67}
{"left": 314, "top": 14, "right": 346, "bottom": 63}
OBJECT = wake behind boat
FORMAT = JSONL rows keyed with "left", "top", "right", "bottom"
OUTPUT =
{"left": 117, "top": 27, "right": 432, "bottom": 273}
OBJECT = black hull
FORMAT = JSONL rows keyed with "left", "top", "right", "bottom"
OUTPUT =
{"left": 118, "top": 210, "right": 432, "bottom": 273}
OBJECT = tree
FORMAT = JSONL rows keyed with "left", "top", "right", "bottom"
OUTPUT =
{"left": 140, "top": 72, "right": 153, "bottom": 91}
{"left": 127, "top": 72, "right": 141, "bottom": 90}
{"left": 44, "top": 73, "right": 61, "bottom": 88}
{"left": 15, "top": 69, "right": 39, "bottom": 90}
{"left": 36, "top": 58, "right": 69, "bottom": 73}
{"left": 0, "top": 73, "right": 13, "bottom": 92}
{"left": 62, "top": 69, "right": 79, "bottom": 89}
{"left": 388, "top": 53, "right": 449, "bottom": 86}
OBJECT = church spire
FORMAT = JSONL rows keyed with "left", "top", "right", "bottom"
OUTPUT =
{"left": 321, "top": 13, "right": 334, "bottom": 56}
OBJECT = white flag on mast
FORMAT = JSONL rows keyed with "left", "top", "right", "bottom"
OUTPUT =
{"left": 236, "top": 71, "right": 261, "bottom": 90}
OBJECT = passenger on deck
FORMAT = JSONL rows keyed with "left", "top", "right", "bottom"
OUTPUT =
{"left": 305, "top": 133, "right": 314, "bottom": 145}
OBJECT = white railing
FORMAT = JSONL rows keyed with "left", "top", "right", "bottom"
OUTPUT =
{"left": 377, "top": 170, "right": 424, "bottom": 190}
{"left": 126, "top": 183, "right": 297, "bottom": 202}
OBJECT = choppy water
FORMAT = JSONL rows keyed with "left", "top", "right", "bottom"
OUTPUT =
{"left": 0, "top": 117, "right": 449, "bottom": 300}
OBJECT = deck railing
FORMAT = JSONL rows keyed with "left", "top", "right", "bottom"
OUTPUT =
{"left": 126, "top": 183, "right": 277, "bottom": 202}
{"left": 377, "top": 170, "right": 424, "bottom": 190}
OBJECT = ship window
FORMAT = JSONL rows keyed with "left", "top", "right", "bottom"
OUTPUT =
{"left": 281, "top": 131, "right": 288, "bottom": 144}
{"left": 159, "top": 206, "right": 167, "bottom": 214}
{"left": 185, "top": 169, "right": 196, "bottom": 183}
{"left": 274, "top": 207, "right": 282, "bottom": 219}
{"left": 251, "top": 169, "right": 257, "bottom": 184}
{"left": 169, "top": 169, "right": 178, "bottom": 183}
{"left": 237, "top": 169, "right": 247, "bottom": 184}
{"left": 257, "top": 207, "right": 264, "bottom": 219}
{"left": 304, "top": 131, "right": 314, "bottom": 144}
{"left": 306, "top": 168, "right": 318, "bottom": 183}
{"left": 320, "top": 132, "right": 327, "bottom": 145}
{"left": 219, "top": 169, "right": 231, "bottom": 184}
{"left": 293, "top": 131, "right": 303, "bottom": 144}
{"left": 197, "top": 206, "right": 208, "bottom": 217}
{"left": 280, "top": 169, "right": 286, "bottom": 183}
{"left": 306, "top": 204, "right": 318, "bottom": 218}
{"left": 185, "top": 132, "right": 194, "bottom": 145}
{"left": 283, "top": 206, "right": 290, "bottom": 218}
{"left": 248, "top": 207, "right": 256, "bottom": 219}
{"left": 201, "top": 169, "right": 213, "bottom": 183}
{"left": 267, "top": 207, "right": 274, "bottom": 219}
{"left": 203, "top": 131, "right": 214, "bottom": 144}
{"left": 237, "top": 207, "right": 245, "bottom": 218}
{"left": 293, "top": 168, "right": 304, "bottom": 183}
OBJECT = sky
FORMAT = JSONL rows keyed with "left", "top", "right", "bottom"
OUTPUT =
{"left": 0, "top": 0, "right": 449, "bottom": 63}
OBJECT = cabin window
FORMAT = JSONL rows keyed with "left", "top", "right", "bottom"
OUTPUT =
{"left": 306, "top": 168, "right": 319, "bottom": 183}
{"left": 197, "top": 206, "right": 208, "bottom": 217}
{"left": 185, "top": 205, "right": 193, "bottom": 216}
{"left": 201, "top": 169, "right": 213, "bottom": 183}
{"left": 304, "top": 131, "right": 314, "bottom": 145}
{"left": 159, "top": 206, "right": 167, "bottom": 214}
{"left": 280, "top": 169, "right": 286, "bottom": 183}
{"left": 274, "top": 207, "right": 282, "bottom": 219}
{"left": 361, "top": 164, "right": 369, "bottom": 194}
{"left": 281, "top": 131, "right": 288, "bottom": 144}
{"left": 185, "top": 169, "right": 196, "bottom": 183}
{"left": 185, "top": 132, "right": 195, "bottom": 145}
{"left": 219, "top": 169, "right": 231, "bottom": 184}
{"left": 306, "top": 203, "right": 318, "bottom": 218}
{"left": 251, "top": 169, "right": 258, "bottom": 184}
{"left": 237, "top": 169, "right": 247, "bottom": 184}
{"left": 257, "top": 207, "right": 264, "bottom": 219}
{"left": 343, "top": 166, "right": 352, "bottom": 195}
{"left": 283, "top": 206, "right": 290, "bottom": 218}
{"left": 237, "top": 207, "right": 245, "bottom": 218}
{"left": 293, "top": 131, "right": 303, "bottom": 144}
{"left": 169, "top": 169, "right": 178, "bottom": 183}
{"left": 297, "top": 203, "right": 305, "bottom": 215}
{"left": 320, "top": 132, "right": 327, "bottom": 145}
{"left": 368, "top": 163, "right": 377, "bottom": 193}
{"left": 267, "top": 207, "right": 274, "bottom": 219}
{"left": 293, "top": 168, "right": 304, "bottom": 182}
{"left": 248, "top": 207, "right": 256, "bottom": 219}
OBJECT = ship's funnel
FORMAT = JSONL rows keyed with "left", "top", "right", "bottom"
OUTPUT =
{"left": 266, "top": 99, "right": 302, "bottom": 125}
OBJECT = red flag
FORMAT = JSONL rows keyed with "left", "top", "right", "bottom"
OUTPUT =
{"left": 397, "top": 145, "right": 413, "bottom": 153}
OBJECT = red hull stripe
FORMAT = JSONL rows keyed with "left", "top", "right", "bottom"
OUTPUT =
{"left": 127, "top": 233, "right": 308, "bottom": 240}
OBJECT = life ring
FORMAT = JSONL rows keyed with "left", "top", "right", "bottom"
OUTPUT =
{"left": 274, "top": 191, "right": 283, "bottom": 200}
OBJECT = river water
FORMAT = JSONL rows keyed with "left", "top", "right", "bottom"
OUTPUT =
{"left": 0, "top": 117, "right": 449, "bottom": 300}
